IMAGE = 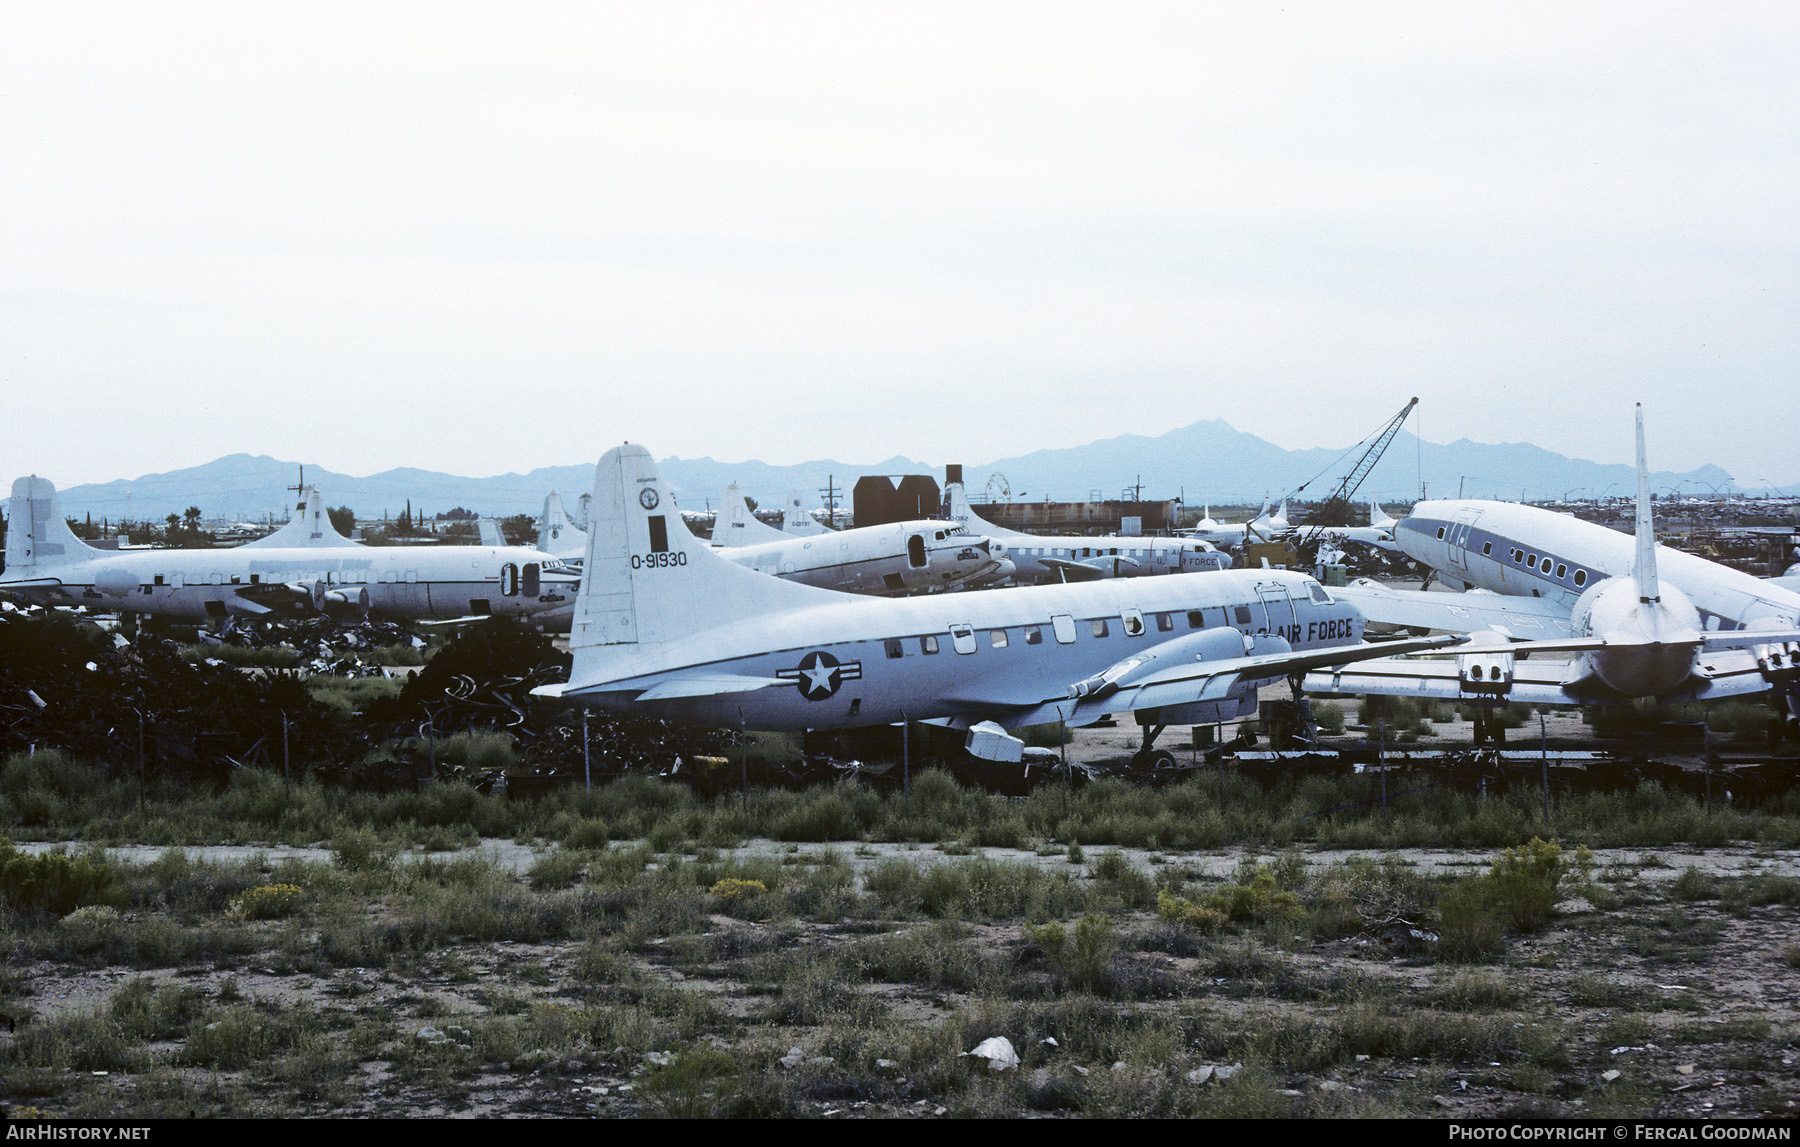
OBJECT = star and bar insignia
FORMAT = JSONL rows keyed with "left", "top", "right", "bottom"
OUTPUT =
{"left": 777, "top": 650, "right": 863, "bottom": 701}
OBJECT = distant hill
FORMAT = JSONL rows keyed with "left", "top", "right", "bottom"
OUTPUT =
{"left": 35, "top": 422, "right": 1741, "bottom": 525}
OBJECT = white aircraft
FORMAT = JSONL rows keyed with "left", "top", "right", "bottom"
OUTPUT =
{"left": 531, "top": 444, "right": 1456, "bottom": 764}
{"left": 536, "top": 490, "right": 588, "bottom": 561}
{"left": 715, "top": 518, "right": 1013, "bottom": 596}
{"left": 944, "top": 481, "right": 1230, "bottom": 583}
{"left": 1308, "top": 499, "right": 1404, "bottom": 554}
{"left": 711, "top": 483, "right": 792, "bottom": 547}
{"left": 778, "top": 490, "right": 831, "bottom": 537}
{"left": 238, "top": 487, "right": 353, "bottom": 549}
{"left": 1307, "top": 407, "right": 1800, "bottom": 736}
{"left": 2, "top": 476, "right": 579, "bottom": 625}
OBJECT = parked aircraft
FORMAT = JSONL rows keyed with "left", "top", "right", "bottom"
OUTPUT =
{"left": 238, "top": 488, "right": 353, "bottom": 549}
{"left": 712, "top": 484, "right": 791, "bottom": 547}
{"left": 531, "top": 444, "right": 1456, "bottom": 765}
{"left": 716, "top": 518, "right": 1013, "bottom": 596}
{"left": 779, "top": 491, "right": 831, "bottom": 537}
{"left": 1307, "top": 407, "right": 1800, "bottom": 737}
{"left": 2, "top": 477, "right": 579, "bottom": 625}
{"left": 943, "top": 482, "right": 1230, "bottom": 583}
{"left": 1309, "top": 499, "right": 1403, "bottom": 554}
{"left": 536, "top": 490, "right": 588, "bottom": 561}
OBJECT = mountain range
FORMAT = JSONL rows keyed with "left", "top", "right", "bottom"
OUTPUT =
{"left": 38, "top": 419, "right": 1742, "bottom": 525}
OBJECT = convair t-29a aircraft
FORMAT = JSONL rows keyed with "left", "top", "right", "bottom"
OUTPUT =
{"left": 944, "top": 481, "right": 1230, "bottom": 584}
{"left": 532, "top": 445, "right": 1455, "bottom": 764}
{"left": 1307, "top": 407, "right": 1800, "bottom": 737}
{"left": 2, "top": 477, "right": 579, "bottom": 625}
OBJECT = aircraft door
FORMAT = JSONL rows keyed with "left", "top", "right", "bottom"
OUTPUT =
{"left": 500, "top": 563, "right": 519, "bottom": 596}
{"left": 523, "top": 563, "right": 540, "bottom": 597}
{"left": 1447, "top": 509, "right": 1482, "bottom": 572}
{"left": 1256, "top": 581, "right": 1297, "bottom": 638}
{"left": 907, "top": 534, "right": 928, "bottom": 569}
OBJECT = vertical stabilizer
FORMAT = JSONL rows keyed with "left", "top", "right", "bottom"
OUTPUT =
{"left": 537, "top": 490, "right": 588, "bottom": 559}
{"left": 1633, "top": 403, "right": 1661, "bottom": 607}
{"left": 781, "top": 490, "right": 829, "bottom": 536}
{"left": 240, "top": 487, "right": 359, "bottom": 548}
{"left": 713, "top": 484, "right": 790, "bottom": 547}
{"left": 5, "top": 477, "right": 95, "bottom": 572}
{"left": 943, "top": 482, "right": 1025, "bottom": 538}
{"left": 569, "top": 446, "right": 837, "bottom": 683}
{"left": 478, "top": 519, "right": 506, "bottom": 547}
{"left": 1369, "top": 499, "right": 1397, "bottom": 529}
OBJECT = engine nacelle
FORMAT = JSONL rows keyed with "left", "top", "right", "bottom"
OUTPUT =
{"left": 320, "top": 586, "right": 370, "bottom": 620}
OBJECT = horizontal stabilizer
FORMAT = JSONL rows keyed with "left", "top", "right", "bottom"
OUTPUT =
{"left": 632, "top": 674, "right": 786, "bottom": 702}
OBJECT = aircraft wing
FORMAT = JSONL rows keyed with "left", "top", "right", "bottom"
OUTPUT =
{"left": 1332, "top": 581, "right": 1577, "bottom": 637}
{"left": 1037, "top": 558, "right": 1109, "bottom": 583}
{"left": 977, "top": 634, "right": 1461, "bottom": 728}
{"left": 1304, "top": 646, "right": 1780, "bottom": 707}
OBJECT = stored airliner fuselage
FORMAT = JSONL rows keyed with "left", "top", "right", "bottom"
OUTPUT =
{"left": 3, "top": 477, "right": 579, "bottom": 624}
{"left": 1395, "top": 500, "right": 1800, "bottom": 632}
{"left": 944, "top": 482, "right": 1230, "bottom": 583}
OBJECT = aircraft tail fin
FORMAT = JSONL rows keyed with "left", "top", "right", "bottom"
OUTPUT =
{"left": 1369, "top": 498, "right": 1397, "bottom": 529}
{"left": 943, "top": 480, "right": 1024, "bottom": 538}
{"left": 477, "top": 518, "right": 506, "bottom": 547}
{"left": 713, "top": 483, "right": 788, "bottom": 547}
{"left": 239, "top": 487, "right": 359, "bottom": 548}
{"left": 6, "top": 477, "right": 96, "bottom": 573}
{"left": 781, "top": 490, "right": 828, "bottom": 536}
{"left": 538, "top": 490, "right": 587, "bottom": 558}
{"left": 1632, "top": 403, "right": 1661, "bottom": 608}
{"left": 569, "top": 446, "right": 840, "bottom": 685}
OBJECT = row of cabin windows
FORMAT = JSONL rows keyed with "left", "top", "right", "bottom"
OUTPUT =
{"left": 882, "top": 606, "right": 1258, "bottom": 659}
{"left": 148, "top": 571, "right": 425, "bottom": 587}
{"left": 1504, "top": 547, "right": 1588, "bottom": 587}
{"left": 1446, "top": 530, "right": 1590, "bottom": 589}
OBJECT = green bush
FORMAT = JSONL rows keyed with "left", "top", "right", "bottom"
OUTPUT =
{"left": 0, "top": 840, "right": 124, "bottom": 915}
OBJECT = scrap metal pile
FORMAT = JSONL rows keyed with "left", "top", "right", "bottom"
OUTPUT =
{"left": 194, "top": 614, "right": 428, "bottom": 677}
{"left": 0, "top": 604, "right": 346, "bottom": 783}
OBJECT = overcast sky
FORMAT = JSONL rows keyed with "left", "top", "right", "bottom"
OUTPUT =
{"left": 4, "top": 2, "right": 1795, "bottom": 491}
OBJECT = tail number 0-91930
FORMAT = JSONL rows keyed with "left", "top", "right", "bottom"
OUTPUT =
{"left": 632, "top": 552, "right": 687, "bottom": 570}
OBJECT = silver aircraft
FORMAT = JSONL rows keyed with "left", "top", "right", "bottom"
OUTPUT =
{"left": 2, "top": 476, "right": 578, "bottom": 624}
{"left": 1307, "top": 407, "right": 1800, "bottom": 736}
{"left": 531, "top": 445, "right": 1455, "bottom": 764}
{"left": 944, "top": 481, "right": 1230, "bottom": 583}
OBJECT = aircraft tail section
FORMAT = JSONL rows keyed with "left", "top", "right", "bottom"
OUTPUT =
{"left": 5, "top": 476, "right": 96, "bottom": 573}
{"left": 537, "top": 490, "right": 587, "bottom": 558}
{"left": 1369, "top": 499, "right": 1397, "bottom": 529}
{"left": 240, "top": 488, "right": 359, "bottom": 548}
{"left": 943, "top": 481, "right": 1024, "bottom": 538}
{"left": 780, "top": 491, "right": 828, "bottom": 536}
{"left": 569, "top": 446, "right": 838, "bottom": 684}
{"left": 713, "top": 483, "right": 789, "bottom": 547}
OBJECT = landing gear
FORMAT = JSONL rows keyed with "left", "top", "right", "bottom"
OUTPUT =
{"left": 1129, "top": 721, "right": 1178, "bottom": 770}
{"left": 1471, "top": 705, "right": 1506, "bottom": 746}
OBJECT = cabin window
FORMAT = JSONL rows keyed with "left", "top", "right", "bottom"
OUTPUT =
{"left": 1051, "top": 614, "right": 1078, "bottom": 644}
{"left": 1090, "top": 619, "right": 1109, "bottom": 638}
{"left": 1155, "top": 612, "right": 1173, "bottom": 632}
{"left": 950, "top": 624, "right": 977, "bottom": 655}
{"left": 1573, "top": 570, "right": 1587, "bottom": 587}
{"left": 1024, "top": 625, "right": 1043, "bottom": 645}
{"left": 249, "top": 574, "right": 260, "bottom": 584}
{"left": 154, "top": 575, "right": 165, "bottom": 586}
{"left": 885, "top": 639, "right": 904, "bottom": 659}
{"left": 1436, "top": 526, "right": 1446, "bottom": 540}
{"left": 1526, "top": 553, "right": 1537, "bottom": 566}
{"left": 1555, "top": 563, "right": 1566, "bottom": 579}
{"left": 989, "top": 629, "right": 1009, "bottom": 648}
{"left": 1187, "top": 610, "right": 1204, "bottom": 628}
{"left": 1482, "top": 542, "right": 1492, "bottom": 556}
{"left": 1513, "top": 550, "right": 1523, "bottom": 563}
{"left": 1234, "top": 605, "right": 1253, "bottom": 626}
{"left": 920, "top": 635, "right": 939, "bottom": 655}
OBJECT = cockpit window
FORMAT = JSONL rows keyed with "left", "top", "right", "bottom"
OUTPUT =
{"left": 1309, "top": 584, "right": 1331, "bottom": 603}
